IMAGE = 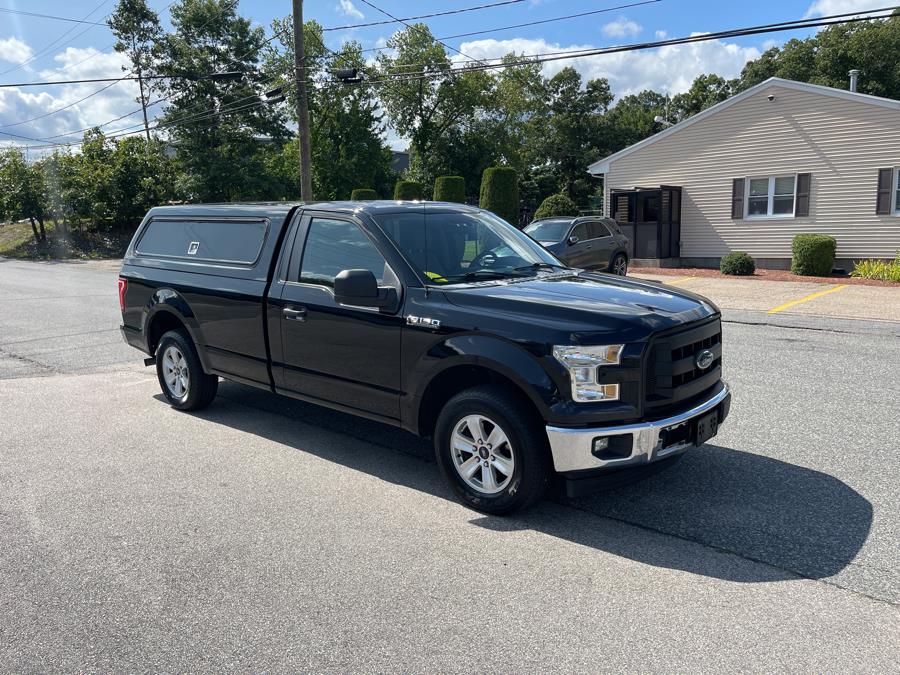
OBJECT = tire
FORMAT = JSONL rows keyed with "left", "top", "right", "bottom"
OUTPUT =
{"left": 434, "top": 385, "right": 551, "bottom": 515}
{"left": 155, "top": 329, "right": 218, "bottom": 411}
{"left": 610, "top": 252, "right": 628, "bottom": 276}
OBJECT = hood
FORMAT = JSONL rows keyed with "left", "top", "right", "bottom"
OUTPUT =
{"left": 441, "top": 272, "right": 717, "bottom": 343}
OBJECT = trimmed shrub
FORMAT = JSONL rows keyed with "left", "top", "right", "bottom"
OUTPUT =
{"left": 393, "top": 181, "right": 423, "bottom": 200}
{"left": 533, "top": 193, "right": 578, "bottom": 220}
{"left": 720, "top": 251, "right": 756, "bottom": 275}
{"left": 351, "top": 188, "right": 377, "bottom": 201}
{"left": 479, "top": 167, "right": 519, "bottom": 225}
{"left": 792, "top": 234, "right": 837, "bottom": 276}
{"left": 434, "top": 175, "right": 466, "bottom": 203}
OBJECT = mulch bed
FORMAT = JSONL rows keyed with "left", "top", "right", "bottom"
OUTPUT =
{"left": 635, "top": 267, "right": 899, "bottom": 288}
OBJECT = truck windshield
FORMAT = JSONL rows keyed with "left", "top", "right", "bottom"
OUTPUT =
{"left": 373, "top": 210, "right": 565, "bottom": 284}
{"left": 523, "top": 219, "right": 571, "bottom": 243}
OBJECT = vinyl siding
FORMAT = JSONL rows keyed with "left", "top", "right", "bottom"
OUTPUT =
{"left": 604, "top": 84, "right": 900, "bottom": 259}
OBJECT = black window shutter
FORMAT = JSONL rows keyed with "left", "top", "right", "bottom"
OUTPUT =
{"left": 731, "top": 178, "right": 744, "bottom": 219}
{"left": 876, "top": 168, "right": 893, "bottom": 215}
{"left": 795, "top": 173, "right": 811, "bottom": 217}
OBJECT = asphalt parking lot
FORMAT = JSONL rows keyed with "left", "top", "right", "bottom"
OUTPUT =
{"left": 1, "top": 258, "right": 898, "bottom": 671}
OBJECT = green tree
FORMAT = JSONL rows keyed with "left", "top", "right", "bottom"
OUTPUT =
{"left": 527, "top": 67, "right": 612, "bottom": 204}
{"left": 606, "top": 89, "right": 668, "bottom": 150}
{"left": 0, "top": 149, "right": 48, "bottom": 243}
{"left": 376, "top": 24, "right": 491, "bottom": 186}
{"left": 671, "top": 74, "right": 734, "bottom": 120}
{"left": 108, "top": 0, "right": 163, "bottom": 140}
{"left": 736, "top": 13, "right": 900, "bottom": 99}
{"left": 156, "top": 0, "right": 287, "bottom": 201}
{"left": 264, "top": 18, "right": 393, "bottom": 199}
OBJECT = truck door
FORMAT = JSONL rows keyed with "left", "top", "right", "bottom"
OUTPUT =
{"left": 268, "top": 213, "right": 404, "bottom": 422}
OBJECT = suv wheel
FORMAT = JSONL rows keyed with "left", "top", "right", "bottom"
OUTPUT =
{"left": 434, "top": 385, "right": 550, "bottom": 514}
{"left": 156, "top": 329, "right": 218, "bottom": 411}
{"left": 611, "top": 253, "right": 628, "bottom": 276}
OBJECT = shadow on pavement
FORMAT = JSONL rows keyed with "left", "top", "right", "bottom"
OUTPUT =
{"left": 189, "top": 381, "right": 872, "bottom": 584}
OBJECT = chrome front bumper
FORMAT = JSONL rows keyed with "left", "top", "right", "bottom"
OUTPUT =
{"left": 546, "top": 383, "right": 731, "bottom": 473}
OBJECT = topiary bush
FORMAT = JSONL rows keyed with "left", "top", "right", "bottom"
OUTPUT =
{"left": 434, "top": 175, "right": 466, "bottom": 203}
{"left": 720, "top": 251, "right": 756, "bottom": 275}
{"left": 791, "top": 234, "right": 837, "bottom": 276}
{"left": 533, "top": 193, "right": 578, "bottom": 220}
{"left": 351, "top": 188, "right": 377, "bottom": 201}
{"left": 394, "top": 181, "right": 423, "bottom": 200}
{"left": 479, "top": 167, "right": 519, "bottom": 225}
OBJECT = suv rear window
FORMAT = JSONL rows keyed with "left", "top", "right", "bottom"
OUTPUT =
{"left": 135, "top": 218, "right": 268, "bottom": 265}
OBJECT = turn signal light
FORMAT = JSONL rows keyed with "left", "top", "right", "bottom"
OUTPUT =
{"left": 117, "top": 277, "right": 127, "bottom": 311}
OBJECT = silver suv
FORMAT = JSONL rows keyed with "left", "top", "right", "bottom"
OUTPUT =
{"left": 524, "top": 216, "right": 630, "bottom": 275}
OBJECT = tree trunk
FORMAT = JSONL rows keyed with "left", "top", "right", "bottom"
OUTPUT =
{"left": 29, "top": 217, "right": 40, "bottom": 243}
{"left": 37, "top": 216, "right": 47, "bottom": 242}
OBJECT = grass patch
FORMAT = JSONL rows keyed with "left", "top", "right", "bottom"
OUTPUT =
{"left": 0, "top": 220, "right": 135, "bottom": 260}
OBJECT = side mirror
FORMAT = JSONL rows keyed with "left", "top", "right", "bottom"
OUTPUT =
{"left": 334, "top": 269, "right": 398, "bottom": 312}
{"left": 567, "top": 235, "right": 579, "bottom": 245}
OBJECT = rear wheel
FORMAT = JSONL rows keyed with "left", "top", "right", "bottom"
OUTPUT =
{"left": 434, "top": 385, "right": 551, "bottom": 514}
{"left": 610, "top": 253, "right": 628, "bottom": 276}
{"left": 156, "top": 330, "right": 218, "bottom": 411}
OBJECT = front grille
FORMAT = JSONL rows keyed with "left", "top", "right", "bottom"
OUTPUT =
{"left": 646, "top": 319, "right": 722, "bottom": 412}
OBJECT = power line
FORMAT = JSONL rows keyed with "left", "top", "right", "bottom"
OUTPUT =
{"left": 0, "top": 80, "right": 126, "bottom": 129}
{"left": 353, "top": 0, "right": 663, "bottom": 72}
{"left": 440, "top": 0, "right": 661, "bottom": 41}
{"left": 322, "top": 0, "right": 527, "bottom": 32}
{"left": 0, "top": 7, "right": 107, "bottom": 26}
{"left": 5, "top": 6, "right": 897, "bottom": 149}
{"left": 359, "top": 6, "right": 900, "bottom": 80}
{"left": 355, "top": 0, "right": 500, "bottom": 75}
{"left": 0, "top": 0, "right": 112, "bottom": 76}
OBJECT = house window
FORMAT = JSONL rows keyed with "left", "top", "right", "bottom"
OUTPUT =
{"left": 746, "top": 175, "right": 795, "bottom": 218}
{"left": 894, "top": 168, "right": 900, "bottom": 213}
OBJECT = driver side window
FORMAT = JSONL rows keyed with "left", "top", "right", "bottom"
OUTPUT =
{"left": 296, "top": 218, "right": 387, "bottom": 287}
{"left": 570, "top": 223, "right": 589, "bottom": 242}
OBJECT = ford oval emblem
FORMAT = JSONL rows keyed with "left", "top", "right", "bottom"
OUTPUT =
{"left": 695, "top": 349, "right": 715, "bottom": 370}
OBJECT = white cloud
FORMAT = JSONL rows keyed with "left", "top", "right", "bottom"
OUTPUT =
{"left": 0, "top": 45, "right": 146, "bottom": 152}
{"left": 655, "top": 30, "right": 668, "bottom": 39}
{"left": 602, "top": 18, "right": 642, "bottom": 38}
{"left": 336, "top": 0, "right": 364, "bottom": 20}
{"left": 804, "top": 0, "right": 885, "bottom": 17}
{"left": 0, "top": 37, "right": 33, "bottom": 65}
{"left": 459, "top": 36, "right": 761, "bottom": 98}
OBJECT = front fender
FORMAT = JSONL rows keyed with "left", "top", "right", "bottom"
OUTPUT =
{"left": 407, "top": 333, "right": 563, "bottom": 426}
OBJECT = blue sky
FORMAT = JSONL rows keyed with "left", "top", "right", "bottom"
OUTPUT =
{"left": 0, "top": 0, "right": 885, "bottom": 149}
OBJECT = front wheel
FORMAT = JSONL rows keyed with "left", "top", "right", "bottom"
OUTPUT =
{"left": 156, "top": 329, "right": 218, "bottom": 411}
{"left": 434, "top": 385, "right": 551, "bottom": 514}
{"left": 610, "top": 253, "right": 628, "bottom": 276}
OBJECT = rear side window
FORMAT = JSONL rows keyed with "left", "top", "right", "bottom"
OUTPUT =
{"left": 135, "top": 218, "right": 268, "bottom": 265}
{"left": 589, "top": 221, "right": 612, "bottom": 238}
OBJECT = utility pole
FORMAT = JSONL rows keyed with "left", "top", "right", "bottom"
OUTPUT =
{"left": 132, "top": 37, "right": 150, "bottom": 142}
{"left": 292, "top": 0, "right": 313, "bottom": 200}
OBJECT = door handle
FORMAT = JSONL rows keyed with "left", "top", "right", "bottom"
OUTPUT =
{"left": 283, "top": 306, "right": 307, "bottom": 322}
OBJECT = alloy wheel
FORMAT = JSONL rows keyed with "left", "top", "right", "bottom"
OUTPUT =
{"left": 450, "top": 414, "right": 515, "bottom": 494}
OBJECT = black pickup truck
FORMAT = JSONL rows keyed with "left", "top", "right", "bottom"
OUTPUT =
{"left": 119, "top": 201, "right": 730, "bottom": 513}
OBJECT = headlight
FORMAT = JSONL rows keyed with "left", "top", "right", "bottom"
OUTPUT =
{"left": 552, "top": 345, "right": 624, "bottom": 402}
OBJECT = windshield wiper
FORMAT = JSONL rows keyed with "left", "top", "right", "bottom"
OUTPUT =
{"left": 441, "top": 270, "right": 524, "bottom": 283}
{"left": 512, "top": 262, "right": 570, "bottom": 272}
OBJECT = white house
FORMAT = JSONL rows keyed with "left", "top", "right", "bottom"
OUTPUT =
{"left": 588, "top": 77, "right": 900, "bottom": 269}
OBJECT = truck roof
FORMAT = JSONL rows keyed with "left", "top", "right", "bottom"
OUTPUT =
{"left": 144, "top": 200, "right": 485, "bottom": 219}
